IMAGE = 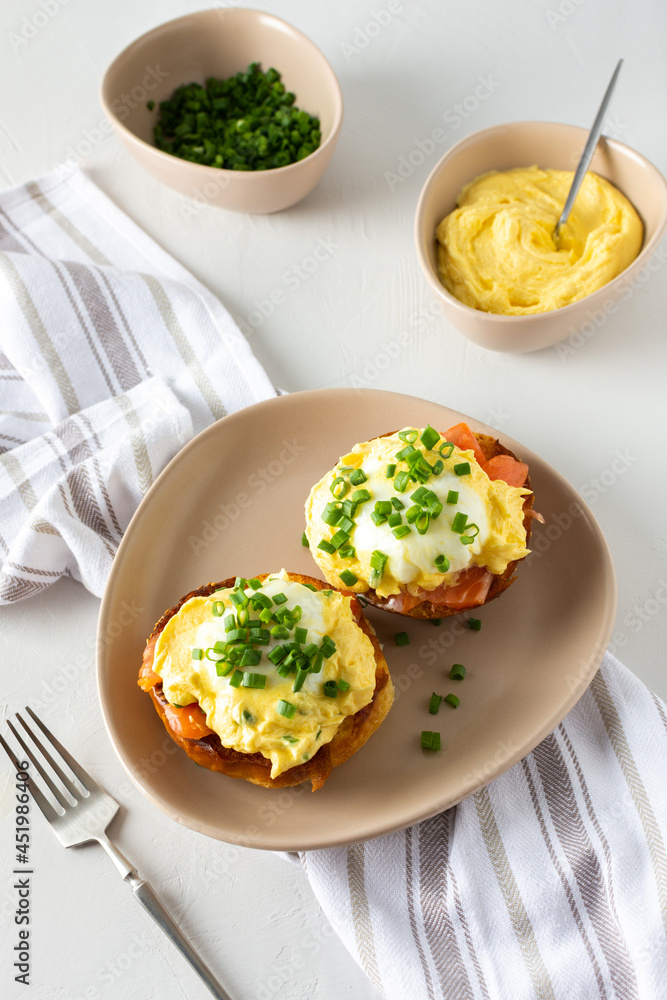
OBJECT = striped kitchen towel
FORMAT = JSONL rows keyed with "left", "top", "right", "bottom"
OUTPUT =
{"left": 296, "top": 652, "right": 667, "bottom": 1000}
{"left": 0, "top": 167, "right": 275, "bottom": 603}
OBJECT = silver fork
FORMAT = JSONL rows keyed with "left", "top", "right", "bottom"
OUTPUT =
{"left": 0, "top": 707, "right": 232, "bottom": 1000}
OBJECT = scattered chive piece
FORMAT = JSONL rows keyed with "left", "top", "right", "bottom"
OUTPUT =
{"left": 224, "top": 613, "right": 237, "bottom": 631}
{"left": 146, "top": 99, "right": 155, "bottom": 111}
{"left": 277, "top": 699, "right": 296, "bottom": 718}
{"left": 429, "top": 692, "right": 442, "bottom": 715}
{"left": 460, "top": 523, "right": 480, "bottom": 545}
{"left": 331, "top": 476, "right": 349, "bottom": 499}
{"left": 446, "top": 490, "right": 459, "bottom": 504}
{"left": 192, "top": 648, "right": 203, "bottom": 660}
{"left": 268, "top": 645, "right": 287, "bottom": 664}
{"left": 229, "top": 669, "right": 243, "bottom": 688}
{"left": 451, "top": 511, "right": 468, "bottom": 534}
{"left": 248, "top": 578, "right": 262, "bottom": 590}
{"left": 240, "top": 649, "right": 262, "bottom": 667}
{"left": 416, "top": 512, "right": 430, "bottom": 535}
{"left": 420, "top": 425, "right": 440, "bottom": 450}
{"left": 282, "top": 735, "right": 299, "bottom": 744}
{"left": 396, "top": 444, "right": 417, "bottom": 461}
{"left": 310, "top": 652, "right": 324, "bottom": 673}
{"left": 212, "top": 601, "right": 225, "bottom": 617}
{"left": 450, "top": 663, "right": 466, "bottom": 680}
{"left": 432, "top": 459, "right": 444, "bottom": 476}
{"left": 322, "top": 503, "right": 343, "bottom": 526}
{"left": 349, "top": 468, "right": 368, "bottom": 486}
{"left": 330, "top": 528, "right": 350, "bottom": 549}
{"left": 439, "top": 442, "right": 455, "bottom": 459}
{"left": 339, "top": 544, "right": 356, "bottom": 559}
{"left": 339, "top": 570, "right": 358, "bottom": 586}
{"left": 371, "top": 510, "right": 387, "bottom": 526}
{"left": 386, "top": 463, "right": 396, "bottom": 478}
{"left": 454, "top": 462, "right": 471, "bottom": 477}
{"left": 271, "top": 624, "right": 290, "bottom": 640}
{"left": 391, "top": 497, "right": 404, "bottom": 510}
{"left": 337, "top": 679, "right": 350, "bottom": 692}
{"left": 435, "top": 554, "right": 450, "bottom": 572}
{"left": 338, "top": 515, "right": 355, "bottom": 534}
{"left": 394, "top": 471, "right": 410, "bottom": 493}
{"left": 301, "top": 531, "right": 310, "bottom": 547}
{"left": 375, "top": 500, "right": 393, "bottom": 516}
{"left": 293, "top": 667, "right": 309, "bottom": 693}
{"left": 467, "top": 618, "right": 482, "bottom": 631}
{"left": 273, "top": 592, "right": 288, "bottom": 605}
{"left": 351, "top": 488, "right": 372, "bottom": 504}
{"left": 430, "top": 618, "right": 442, "bottom": 626}
{"left": 444, "top": 693, "right": 460, "bottom": 708}
{"left": 387, "top": 512, "right": 402, "bottom": 528}
{"left": 323, "top": 680, "right": 338, "bottom": 697}
{"left": 320, "top": 635, "right": 337, "bottom": 658}
{"left": 398, "top": 428, "right": 418, "bottom": 443}
{"left": 406, "top": 504, "right": 421, "bottom": 524}
{"left": 216, "top": 661, "right": 234, "bottom": 676}
{"left": 242, "top": 672, "right": 266, "bottom": 689}
{"left": 393, "top": 524, "right": 411, "bottom": 539}
{"left": 369, "top": 550, "right": 388, "bottom": 587}
{"left": 395, "top": 631, "right": 410, "bottom": 646}
{"left": 294, "top": 626, "right": 308, "bottom": 644}
{"left": 421, "top": 731, "right": 441, "bottom": 750}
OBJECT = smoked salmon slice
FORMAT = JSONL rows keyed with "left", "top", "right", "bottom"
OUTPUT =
{"left": 418, "top": 566, "right": 493, "bottom": 609}
{"left": 163, "top": 702, "right": 213, "bottom": 740}
{"left": 444, "top": 422, "right": 487, "bottom": 467}
{"left": 483, "top": 454, "right": 529, "bottom": 488}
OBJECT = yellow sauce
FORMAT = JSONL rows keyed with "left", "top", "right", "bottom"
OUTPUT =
{"left": 436, "top": 166, "right": 643, "bottom": 315}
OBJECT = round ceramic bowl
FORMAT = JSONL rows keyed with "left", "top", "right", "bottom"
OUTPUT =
{"left": 415, "top": 121, "right": 667, "bottom": 353}
{"left": 100, "top": 8, "right": 343, "bottom": 214}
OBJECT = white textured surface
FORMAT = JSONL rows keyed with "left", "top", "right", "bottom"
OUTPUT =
{"left": 0, "top": 1, "right": 666, "bottom": 998}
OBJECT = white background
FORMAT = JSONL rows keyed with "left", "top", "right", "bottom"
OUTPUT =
{"left": 0, "top": 0, "right": 666, "bottom": 998}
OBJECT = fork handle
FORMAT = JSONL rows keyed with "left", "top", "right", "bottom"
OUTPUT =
{"left": 127, "top": 873, "right": 233, "bottom": 1000}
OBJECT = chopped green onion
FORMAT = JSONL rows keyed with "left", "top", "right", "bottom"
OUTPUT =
{"left": 410, "top": 486, "right": 429, "bottom": 504}
{"left": 435, "top": 554, "right": 450, "bottom": 572}
{"left": 429, "top": 692, "right": 442, "bottom": 714}
{"left": 416, "top": 512, "right": 430, "bottom": 535}
{"left": 216, "top": 661, "right": 234, "bottom": 676}
{"left": 394, "top": 471, "right": 410, "bottom": 493}
{"left": 277, "top": 699, "right": 296, "bottom": 718}
{"left": 331, "top": 476, "right": 349, "bottom": 499}
{"left": 339, "top": 569, "right": 358, "bottom": 587}
{"left": 234, "top": 576, "right": 248, "bottom": 590}
{"left": 268, "top": 645, "right": 287, "bottom": 664}
{"left": 226, "top": 628, "right": 248, "bottom": 643}
{"left": 236, "top": 606, "right": 250, "bottom": 626}
{"left": 430, "top": 618, "right": 442, "bottom": 626}
{"left": 460, "top": 523, "right": 480, "bottom": 545}
{"left": 450, "top": 663, "right": 466, "bottom": 680}
{"left": 229, "top": 670, "right": 243, "bottom": 688}
{"left": 446, "top": 490, "right": 459, "bottom": 504}
{"left": 431, "top": 460, "right": 444, "bottom": 476}
{"left": 467, "top": 618, "right": 482, "bottom": 632}
{"left": 242, "top": 671, "right": 266, "bottom": 688}
{"left": 451, "top": 511, "right": 468, "bottom": 534}
{"left": 444, "top": 693, "right": 460, "bottom": 708}
{"left": 271, "top": 624, "right": 290, "bottom": 640}
{"left": 294, "top": 626, "right": 308, "bottom": 644}
{"left": 439, "top": 442, "right": 455, "bottom": 459}
{"left": 386, "top": 464, "right": 396, "bottom": 478}
{"left": 454, "top": 462, "right": 471, "bottom": 477}
{"left": 387, "top": 512, "right": 402, "bottom": 527}
{"left": 393, "top": 524, "right": 411, "bottom": 539}
{"left": 398, "top": 428, "right": 419, "bottom": 443}
{"left": 349, "top": 468, "right": 368, "bottom": 486}
{"left": 302, "top": 642, "right": 319, "bottom": 658}
{"left": 342, "top": 498, "right": 358, "bottom": 518}
{"left": 230, "top": 591, "right": 248, "bottom": 608}
{"left": 338, "top": 514, "right": 355, "bottom": 534}
{"left": 293, "top": 667, "right": 308, "bottom": 692}
{"left": 192, "top": 647, "right": 203, "bottom": 660}
{"left": 282, "top": 735, "right": 299, "bottom": 744}
{"left": 310, "top": 652, "right": 324, "bottom": 673}
{"left": 337, "top": 679, "right": 350, "bottom": 692}
{"left": 248, "top": 578, "right": 262, "bottom": 590}
{"left": 339, "top": 544, "right": 356, "bottom": 559}
{"left": 427, "top": 498, "right": 443, "bottom": 519}
{"left": 420, "top": 425, "right": 441, "bottom": 450}
{"left": 369, "top": 550, "right": 388, "bottom": 587}
{"left": 396, "top": 444, "right": 418, "bottom": 461}
{"left": 224, "top": 614, "right": 237, "bottom": 631}
{"left": 351, "top": 488, "right": 372, "bottom": 504}
{"left": 259, "top": 608, "right": 274, "bottom": 623}
{"left": 320, "top": 635, "right": 337, "bottom": 658}
{"left": 395, "top": 631, "right": 410, "bottom": 646}
{"left": 330, "top": 528, "right": 350, "bottom": 549}
{"left": 317, "top": 538, "right": 335, "bottom": 554}
{"left": 273, "top": 592, "right": 288, "bottom": 605}
{"left": 421, "top": 731, "right": 442, "bottom": 750}
{"left": 375, "top": 500, "right": 392, "bottom": 516}
{"left": 211, "top": 601, "right": 225, "bottom": 617}
{"left": 391, "top": 497, "right": 404, "bottom": 510}
{"left": 240, "top": 649, "right": 262, "bottom": 667}
{"left": 322, "top": 502, "right": 343, "bottom": 526}
{"left": 301, "top": 531, "right": 310, "bottom": 547}
{"left": 405, "top": 504, "right": 421, "bottom": 524}
{"left": 323, "top": 680, "right": 338, "bottom": 697}
{"left": 371, "top": 510, "right": 387, "bottom": 526}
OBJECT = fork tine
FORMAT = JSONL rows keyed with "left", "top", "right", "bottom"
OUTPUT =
{"left": 8, "top": 719, "right": 73, "bottom": 809}
{"left": 0, "top": 730, "right": 60, "bottom": 824}
{"left": 25, "top": 707, "right": 100, "bottom": 795}
{"left": 17, "top": 710, "right": 90, "bottom": 800}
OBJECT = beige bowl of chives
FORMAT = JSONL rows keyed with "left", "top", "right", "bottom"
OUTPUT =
{"left": 414, "top": 121, "right": 667, "bottom": 353}
{"left": 100, "top": 8, "right": 343, "bottom": 214}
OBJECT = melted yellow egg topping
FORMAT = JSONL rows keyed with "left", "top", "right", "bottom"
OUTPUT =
{"left": 305, "top": 430, "right": 530, "bottom": 598}
{"left": 152, "top": 572, "right": 377, "bottom": 778}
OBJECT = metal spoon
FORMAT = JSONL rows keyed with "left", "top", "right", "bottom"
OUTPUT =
{"left": 554, "top": 58, "right": 624, "bottom": 245}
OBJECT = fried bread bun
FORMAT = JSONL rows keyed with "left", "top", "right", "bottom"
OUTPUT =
{"left": 305, "top": 423, "right": 537, "bottom": 619}
{"left": 138, "top": 572, "right": 393, "bottom": 791}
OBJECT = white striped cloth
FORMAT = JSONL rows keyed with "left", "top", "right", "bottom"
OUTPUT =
{"left": 292, "top": 652, "right": 667, "bottom": 1000}
{"left": 0, "top": 167, "right": 275, "bottom": 603}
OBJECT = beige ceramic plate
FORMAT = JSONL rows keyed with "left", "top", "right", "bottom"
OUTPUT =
{"left": 97, "top": 389, "right": 616, "bottom": 850}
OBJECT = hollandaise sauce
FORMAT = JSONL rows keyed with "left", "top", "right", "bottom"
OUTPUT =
{"left": 305, "top": 427, "right": 531, "bottom": 599}
{"left": 152, "top": 572, "right": 376, "bottom": 778}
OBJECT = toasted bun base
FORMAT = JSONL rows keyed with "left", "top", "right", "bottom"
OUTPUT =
{"left": 359, "top": 432, "right": 534, "bottom": 620}
{"left": 140, "top": 573, "right": 394, "bottom": 791}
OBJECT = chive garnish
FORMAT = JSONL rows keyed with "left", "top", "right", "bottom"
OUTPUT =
{"left": 349, "top": 468, "right": 368, "bottom": 486}
{"left": 212, "top": 601, "right": 225, "bottom": 617}
{"left": 454, "top": 462, "right": 471, "bottom": 477}
{"left": 387, "top": 512, "right": 402, "bottom": 528}
{"left": 301, "top": 531, "right": 310, "bottom": 547}
{"left": 273, "top": 592, "right": 288, "bottom": 605}
{"left": 451, "top": 512, "right": 468, "bottom": 534}
{"left": 444, "top": 693, "right": 460, "bottom": 708}
{"left": 394, "top": 471, "right": 410, "bottom": 493}
{"left": 192, "top": 648, "right": 203, "bottom": 660}
{"left": 330, "top": 529, "right": 350, "bottom": 549}
{"left": 294, "top": 626, "right": 308, "bottom": 644}
{"left": 229, "top": 670, "right": 243, "bottom": 688}
{"left": 395, "top": 632, "right": 410, "bottom": 646}
{"left": 467, "top": 618, "right": 482, "bottom": 632}
{"left": 242, "top": 672, "right": 266, "bottom": 688}
{"left": 446, "top": 490, "right": 459, "bottom": 504}
{"left": 331, "top": 477, "right": 349, "bottom": 499}
{"left": 277, "top": 699, "right": 296, "bottom": 718}
{"left": 339, "top": 570, "right": 358, "bottom": 586}
{"left": 351, "top": 488, "right": 371, "bottom": 504}
{"left": 293, "top": 668, "right": 309, "bottom": 692}
{"left": 439, "top": 442, "right": 455, "bottom": 459}
{"left": 392, "top": 524, "right": 411, "bottom": 539}
{"left": 429, "top": 693, "right": 442, "bottom": 715}
{"left": 435, "top": 554, "right": 450, "bottom": 572}
{"left": 337, "top": 679, "right": 350, "bottom": 692}
{"left": 323, "top": 680, "right": 338, "bottom": 697}
{"left": 420, "top": 425, "right": 440, "bottom": 450}
{"left": 386, "top": 464, "right": 396, "bottom": 478}
{"left": 369, "top": 550, "right": 388, "bottom": 587}
{"left": 421, "top": 731, "right": 441, "bottom": 750}
{"left": 450, "top": 664, "right": 466, "bottom": 680}
{"left": 460, "top": 523, "right": 480, "bottom": 545}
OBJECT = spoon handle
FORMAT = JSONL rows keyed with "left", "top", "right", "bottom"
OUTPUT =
{"left": 555, "top": 58, "right": 624, "bottom": 236}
